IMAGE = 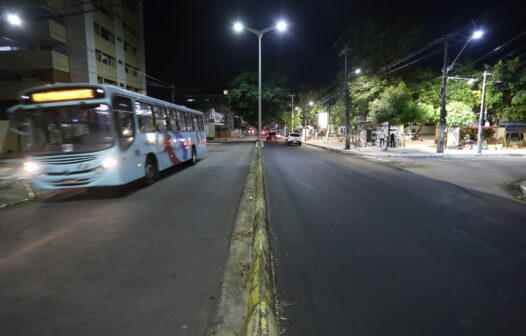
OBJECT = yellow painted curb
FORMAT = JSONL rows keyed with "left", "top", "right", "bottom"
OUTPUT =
{"left": 244, "top": 148, "right": 279, "bottom": 336}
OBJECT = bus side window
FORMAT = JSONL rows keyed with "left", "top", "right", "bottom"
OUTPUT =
{"left": 178, "top": 111, "right": 187, "bottom": 131}
{"left": 192, "top": 115, "right": 198, "bottom": 131}
{"left": 185, "top": 113, "right": 193, "bottom": 131}
{"left": 171, "top": 109, "right": 180, "bottom": 131}
{"left": 165, "top": 108, "right": 173, "bottom": 131}
{"left": 135, "top": 101, "right": 155, "bottom": 132}
{"left": 198, "top": 115, "right": 204, "bottom": 131}
{"left": 153, "top": 106, "right": 167, "bottom": 132}
{"left": 113, "top": 95, "right": 135, "bottom": 139}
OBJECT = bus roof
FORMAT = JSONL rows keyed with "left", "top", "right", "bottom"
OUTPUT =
{"left": 18, "top": 83, "right": 204, "bottom": 115}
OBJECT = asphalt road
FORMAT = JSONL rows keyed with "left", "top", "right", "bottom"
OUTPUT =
{"left": 263, "top": 143, "right": 526, "bottom": 336}
{"left": 0, "top": 143, "right": 253, "bottom": 336}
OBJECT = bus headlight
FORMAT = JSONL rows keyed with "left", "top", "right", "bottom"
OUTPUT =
{"left": 23, "top": 161, "right": 40, "bottom": 173}
{"left": 102, "top": 157, "right": 118, "bottom": 169}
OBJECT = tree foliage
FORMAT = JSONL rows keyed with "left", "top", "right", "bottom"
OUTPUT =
{"left": 486, "top": 58, "right": 526, "bottom": 121}
{"left": 226, "top": 70, "right": 288, "bottom": 125}
{"left": 369, "top": 82, "right": 421, "bottom": 125}
{"left": 443, "top": 101, "right": 474, "bottom": 127}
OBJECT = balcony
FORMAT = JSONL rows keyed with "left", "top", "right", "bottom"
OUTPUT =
{"left": 12, "top": 19, "right": 67, "bottom": 45}
{"left": 0, "top": 50, "right": 69, "bottom": 73}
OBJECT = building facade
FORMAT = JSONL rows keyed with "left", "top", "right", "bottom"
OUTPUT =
{"left": 0, "top": 0, "right": 146, "bottom": 119}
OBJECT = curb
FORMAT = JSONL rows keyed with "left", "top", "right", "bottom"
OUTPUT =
{"left": 244, "top": 148, "right": 279, "bottom": 336}
{"left": 305, "top": 142, "right": 526, "bottom": 158}
{"left": 305, "top": 142, "right": 442, "bottom": 158}
{"left": 520, "top": 180, "right": 526, "bottom": 197}
{"left": 0, "top": 181, "right": 36, "bottom": 209}
{"left": 210, "top": 146, "right": 278, "bottom": 336}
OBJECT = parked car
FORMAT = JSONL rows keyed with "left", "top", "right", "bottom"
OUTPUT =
{"left": 286, "top": 133, "right": 302, "bottom": 146}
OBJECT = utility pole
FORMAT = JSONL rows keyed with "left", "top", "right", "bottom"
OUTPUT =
{"left": 171, "top": 83, "right": 176, "bottom": 103}
{"left": 437, "top": 39, "right": 449, "bottom": 153}
{"left": 476, "top": 70, "right": 489, "bottom": 154}
{"left": 340, "top": 43, "right": 351, "bottom": 150}
{"left": 288, "top": 94, "right": 295, "bottom": 131}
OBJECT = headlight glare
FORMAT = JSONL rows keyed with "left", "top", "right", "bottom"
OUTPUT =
{"left": 23, "top": 161, "right": 40, "bottom": 173}
{"left": 102, "top": 157, "right": 118, "bottom": 169}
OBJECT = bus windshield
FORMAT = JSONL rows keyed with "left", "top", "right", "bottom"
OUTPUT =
{"left": 16, "top": 104, "right": 115, "bottom": 155}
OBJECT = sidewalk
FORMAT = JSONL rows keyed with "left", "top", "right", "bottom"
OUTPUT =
{"left": 305, "top": 137, "right": 526, "bottom": 158}
{"left": 0, "top": 159, "right": 35, "bottom": 208}
{"left": 304, "top": 137, "right": 526, "bottom": 199}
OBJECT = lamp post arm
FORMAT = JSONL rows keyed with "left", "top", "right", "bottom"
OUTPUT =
{"left": 244, "top": 27, "right": 259, "bottom": 36}
{"left": 447, "top": 37, "right": 472, "bottom": 72}
{"left": 244, "top": 26, "right": 275, "bottom": 38}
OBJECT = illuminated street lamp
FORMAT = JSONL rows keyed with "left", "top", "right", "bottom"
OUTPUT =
{"left": 233, "top": 20, "right": 288, "bottom": 147}
{"left": 354, "top": 68, "right": 362, "bottom": 74}
{"left": 437, "top": 29, "right": 484, "bottom": 153}
{"left": 6, "top": 13, "right": 22, "bottom": 26}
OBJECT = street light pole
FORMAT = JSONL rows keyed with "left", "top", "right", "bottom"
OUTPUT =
{"left": 437, "top": 30, "right": 484, "bottom": 153}
{"left": 233, "top": 21, "right": 287, "bottom": 148}
{"left": 288, "top": 94, "right": 295, "bottom": 132}
{"left": 476, "top": 70, "right": 489, "bottom": 154}
{"left": 340, "top": 43, "right": 351, "bottom": 150}
{"left": 258, "top": 33, "right": 262, "bottom": 147}
{"left": 437, "top": 39, "right": 449, "bottom": 153}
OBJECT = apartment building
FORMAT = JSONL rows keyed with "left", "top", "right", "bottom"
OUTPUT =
{"left": 0, "top": 0, "right": 146, "bottom": 119}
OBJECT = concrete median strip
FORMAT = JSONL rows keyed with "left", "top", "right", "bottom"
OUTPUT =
{"left": 211, "top": 147, "right": 279, "bottom": 336}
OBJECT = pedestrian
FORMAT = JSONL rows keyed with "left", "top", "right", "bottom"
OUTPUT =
{"left": 390, "top": 133, "right": 395, "bottom": 147}
{"left": 379, "top": 133, "right": 385, "bottom": 146}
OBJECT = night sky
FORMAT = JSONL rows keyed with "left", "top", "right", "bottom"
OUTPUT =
{"left": 143, "top": 0, "right": 526, "bottom": 100}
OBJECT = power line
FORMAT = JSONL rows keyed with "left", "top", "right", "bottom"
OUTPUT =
{"left": 471, "top": 30, "right": 526, "bottom": 65}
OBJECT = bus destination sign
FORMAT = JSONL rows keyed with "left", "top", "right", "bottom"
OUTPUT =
{"left": 31, "top": 89, "right": 97, "bottom": 103}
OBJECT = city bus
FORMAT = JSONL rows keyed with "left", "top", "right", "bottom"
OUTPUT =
{"left": 8, "top": 84, "right": 207, "bottom": 190}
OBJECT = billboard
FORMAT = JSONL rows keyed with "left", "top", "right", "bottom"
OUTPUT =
{"left": 318, "top": 112, "right": 328, "bottom": 129}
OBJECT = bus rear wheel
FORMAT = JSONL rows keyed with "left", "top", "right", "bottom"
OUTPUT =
{"left": 190, "top": 147, "right": 197, "bottom": 165}
{"left": 144, "top": 156, "right": 158, "bottom": 185}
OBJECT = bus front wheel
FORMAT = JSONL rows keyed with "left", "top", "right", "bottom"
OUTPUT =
{"left": 144, "top": 156, "right": 158, "bottom": 185}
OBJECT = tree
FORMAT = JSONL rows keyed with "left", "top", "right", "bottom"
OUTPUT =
{"left": 369, "top": 82, "right": 420, "bottom": 125}
{"left": 350, "top": 76, "right": 387, "bottom": 117}
{"left": 486, "top": 58, "right": 526, "bottom": 121}
{"left": 369, "top": 82, "right": 421, "bottom": 149}
{"left": 226, "top": 70, "right": 288, "bottom": 125}
{"left": 443, "top": 101, "right": 474, "bottom": 127}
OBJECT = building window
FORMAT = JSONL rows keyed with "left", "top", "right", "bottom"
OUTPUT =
{"left": 97, "top": 76, "right": 103, "bottom": 84}
{"left": 98, "top": 4, "right": 113, "bottom": 19}
{"left": 100, "top": 52, "right": 115, "bottom": 66}
{"left": 100, "top": 26, "right": 115, "bottom": 43}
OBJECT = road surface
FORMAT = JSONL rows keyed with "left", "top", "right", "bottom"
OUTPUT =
{"left": 0, "top": 143, "right": 253, "bottom": 336}
{"left": 263, "top": 143, "right": 526, "bottom": 336}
